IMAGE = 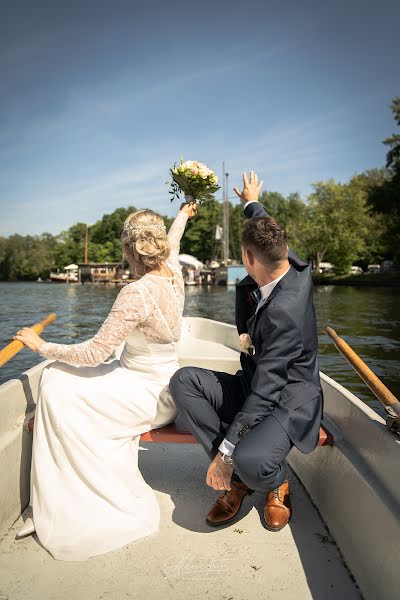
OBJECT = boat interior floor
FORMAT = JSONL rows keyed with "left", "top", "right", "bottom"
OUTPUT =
{"left": 0, "top": 444, "right": 360, "bottom": 600}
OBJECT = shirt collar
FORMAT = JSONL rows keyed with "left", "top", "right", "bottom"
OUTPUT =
{"left": 258, "top": 266, "right": 291, "bottom": 302}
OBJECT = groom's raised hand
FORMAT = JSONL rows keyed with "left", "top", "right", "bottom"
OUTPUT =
{"left": 233, "top": 171, "right": 263, "bottom": 204}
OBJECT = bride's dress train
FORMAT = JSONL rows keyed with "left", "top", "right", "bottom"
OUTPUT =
{"left": 23, "top": 211, "right": 188, "bottom": 561}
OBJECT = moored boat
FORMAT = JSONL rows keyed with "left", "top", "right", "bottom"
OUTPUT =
{"left": 0, "top": 317, "right": 398, "bottom": 599}
{"left": 49, "top": 264, "right": 79, "bottom": 283}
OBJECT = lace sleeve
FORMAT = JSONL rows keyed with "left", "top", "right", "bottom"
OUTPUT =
{"left": 39, "top": 283, "right": 149, "bottom": 367}
{"left": 167, "top": 210, "right": 189, "bottom": 264}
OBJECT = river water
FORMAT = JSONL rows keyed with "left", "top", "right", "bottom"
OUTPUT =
{"left": 1, "top": 282, "right": 399, "bottom": 405}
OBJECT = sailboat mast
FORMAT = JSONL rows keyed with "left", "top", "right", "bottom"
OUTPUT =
{"left": 84, "top": 225, "right": 88, "bottom": 264}
{"left": 222, "top": 162, "right": 229, "bottom": 264}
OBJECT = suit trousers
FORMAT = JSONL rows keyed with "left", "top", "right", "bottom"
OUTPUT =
{"left": 169, "top": 367, "right": 293, "bottom": 492}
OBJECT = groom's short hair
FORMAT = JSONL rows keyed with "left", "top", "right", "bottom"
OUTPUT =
{"left": 242, "top": 217, "right": 288, "bottom": 264}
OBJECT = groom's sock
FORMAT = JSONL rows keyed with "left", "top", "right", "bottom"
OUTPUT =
{"left": 231, "top": 471, "right": 255, "bottom": 495}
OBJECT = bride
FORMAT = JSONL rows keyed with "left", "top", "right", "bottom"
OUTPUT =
{"left": 13, "top": 201, "right": 197, "bottom": 561}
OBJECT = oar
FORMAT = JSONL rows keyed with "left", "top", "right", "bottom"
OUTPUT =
{"left": 326, "top": 326, "right": 400, "bottom": 434}
{"left": 0, "top": 313, "right": 57, "bottom": 368}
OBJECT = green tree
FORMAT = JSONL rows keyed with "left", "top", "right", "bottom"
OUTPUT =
{"left": 350, "top": 98, "right": 400, "bottom": 264}
{"left": 384, "top": 97, "right": 400, "bottom": 181}
{"left": 1, "top": 235, "right": 33, "bottom": 280}
{"left": 52, "top": 223, "right": 87, "bottom": 267}
{"left": 0, "top": 234, "right": 55, "bottom": 280}
{"left": 347, "top": 172, "right": 388, "bottom": 266}
{"left": 89, "top": 207, "right": 136, "bottom": 243}
{"left": 89, "top": 206, "right": 137, "bottom": 262}
{"left": 179, "top": 198, "right": 223, "bottom": 262}
{"left": 0, "top": 237, "right": 7, "bottom": 279}
{"left": 302, "top": 180, "right": 371, "bottom": 274}
{"left": 260, "top": 191, "right": 308, "bottom": 258}
{"left": 365, "top": 98, "right": 400, "bottom": 262}
{"left": 230, "top": 203, "right": 245, "bottom": 261}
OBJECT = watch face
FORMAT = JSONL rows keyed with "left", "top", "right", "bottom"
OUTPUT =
{"left": 223, "top": 454, "right": 233, "bottom": 464}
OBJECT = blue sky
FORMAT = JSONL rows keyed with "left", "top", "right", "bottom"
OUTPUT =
{"left": 1, "top": 0, "right": 399, "bottom": 236}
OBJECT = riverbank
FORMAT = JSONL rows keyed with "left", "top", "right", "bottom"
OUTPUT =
{"left": 312, "top": 272, "right": 400, "bottom": 287}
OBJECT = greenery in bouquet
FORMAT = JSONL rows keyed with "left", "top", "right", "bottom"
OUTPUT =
{"left": 168, "top": 160, "right": 220, "bottom": 203}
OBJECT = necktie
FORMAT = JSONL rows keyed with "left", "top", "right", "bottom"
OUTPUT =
{"left": 251, "top": 288, "right": 261, "bottom": 304}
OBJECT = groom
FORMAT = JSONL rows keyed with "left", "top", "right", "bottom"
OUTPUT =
{"left": 170, "top": 171, "right": 323, "bottom": 531}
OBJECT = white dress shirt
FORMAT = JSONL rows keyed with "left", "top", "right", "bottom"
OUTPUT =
{"left": 243, "top": 200, "right": 258, "bottom": 210}
{"left": 255, "top": 267, "right": 290, "bottom": 311}
{"left": 218, "top": 204, "right": 290, "bottom": 458}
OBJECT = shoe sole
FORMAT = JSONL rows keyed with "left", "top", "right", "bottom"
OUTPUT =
{"left": 263, "top": 521, "right": 289, "bottom": 532}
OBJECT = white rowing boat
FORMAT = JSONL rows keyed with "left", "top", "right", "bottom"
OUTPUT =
{"left": 0, "top": 317, "right": 399, "bottom": 599}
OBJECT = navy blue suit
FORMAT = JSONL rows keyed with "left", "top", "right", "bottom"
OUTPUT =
{"left": 227, "top": 201, "right": 323, "bottom": 453}
{"left": 170, "top": 202, "right": 323, "bottom": 491}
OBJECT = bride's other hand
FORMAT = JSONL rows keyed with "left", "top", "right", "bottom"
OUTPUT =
{"left": 13, "top": 328, "right": 45, "bottom": 352}
{"left": 179, "top": 201, "right": 198, "bottom": 219}
{"left": 233, "top": 170, "right": 263, "bottom": 204}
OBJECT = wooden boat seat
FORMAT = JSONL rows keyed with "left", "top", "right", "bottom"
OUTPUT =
{"left": 28, "top": 417, "right": 333, "bottom": 446}
{"left": 140, "top": 422, "right": 333, "bottom": 446}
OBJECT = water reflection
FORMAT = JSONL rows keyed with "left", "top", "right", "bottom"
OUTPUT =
{"left": 1, "top": 282, "right": 399, "bottom": 404}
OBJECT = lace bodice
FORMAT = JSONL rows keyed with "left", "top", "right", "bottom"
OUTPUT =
{"left": 39, "top": 211, "right": 188, "bottom": 367}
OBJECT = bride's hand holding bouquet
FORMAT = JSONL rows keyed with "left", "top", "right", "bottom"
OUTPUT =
{"left": 179, "top": 200, "right": 198, "bottom": 219}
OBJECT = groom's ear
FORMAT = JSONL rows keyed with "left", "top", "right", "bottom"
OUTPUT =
{"left": 244, "top": 246, "right": 255, "bottom": 266}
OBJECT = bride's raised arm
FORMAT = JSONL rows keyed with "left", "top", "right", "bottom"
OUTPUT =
{"left": 14, "top": 203, "right": 197, "bottom": 366}
{"left": 167, "top": 202, "right": 197, "bottom": 263}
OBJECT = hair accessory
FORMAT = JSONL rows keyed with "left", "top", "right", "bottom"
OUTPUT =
{"left": 122, "top": 220, "right": 166, "bottom": 239}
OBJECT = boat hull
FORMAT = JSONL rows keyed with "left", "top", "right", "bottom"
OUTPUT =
{"left": 0, "top": 317, "right": 399, "bottom": 598}
{"left": 49, "top": 275, "right": 79, "bottom": 283}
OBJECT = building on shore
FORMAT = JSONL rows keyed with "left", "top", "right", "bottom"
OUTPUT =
{"left": 77, "top": 262, "right": 128, "bottom": 284}
{"left": 49, "top": 257, "right": 248, "bottom": 287}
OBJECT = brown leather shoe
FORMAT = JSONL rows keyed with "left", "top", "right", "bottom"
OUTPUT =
{"left": 263, "top": 480, "right": 291, "bottom": 531}
{"left": 206, "top": 481, "right": 250, "bottom": 526}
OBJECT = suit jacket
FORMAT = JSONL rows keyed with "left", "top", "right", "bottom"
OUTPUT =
{"left": 226, "top": 202, "right": 323, "bottom": 454}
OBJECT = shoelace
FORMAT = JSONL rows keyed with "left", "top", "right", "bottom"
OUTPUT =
{"left": 272, "top": 481, "right": 289, "bottom": 501}
{"left": 273, "top": 488, "right": 282, "bottom": 500}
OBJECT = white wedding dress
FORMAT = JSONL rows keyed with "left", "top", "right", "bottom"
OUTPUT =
{"left": 27, "top": 211, "right": 188, "bottom": 561}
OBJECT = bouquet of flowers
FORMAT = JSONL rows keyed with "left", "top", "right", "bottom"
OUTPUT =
{"left": 168, "top": 160, "right": 220, "bottom": 203}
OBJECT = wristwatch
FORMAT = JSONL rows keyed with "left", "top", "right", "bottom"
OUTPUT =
{"left": 219, "top": 451, "right": 233, "bottom": 465}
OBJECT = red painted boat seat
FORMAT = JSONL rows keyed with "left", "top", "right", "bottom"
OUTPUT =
{"left": 28, "top": 417, "right": 333, "bottom": 446}
{"left": 140, "top": 423, "right": 333, "bottom": 446}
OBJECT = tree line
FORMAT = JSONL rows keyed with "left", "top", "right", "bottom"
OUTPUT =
{"left": 1, "top": 98, "right": 399, "bottom": 280}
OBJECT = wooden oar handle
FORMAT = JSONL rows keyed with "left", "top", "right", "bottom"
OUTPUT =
{"left": 326, "top": 327, "right": 399, "bottom": 413}
{"left": 31, "top": 313, "right": 57, "bottom": 335}
{"left": 0, "top": 313, "right": 57, "bottom": 368}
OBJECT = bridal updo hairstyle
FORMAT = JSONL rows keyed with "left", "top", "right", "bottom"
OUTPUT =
{"left": 121, "top": 210, "right": 170, "bottom": 273}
